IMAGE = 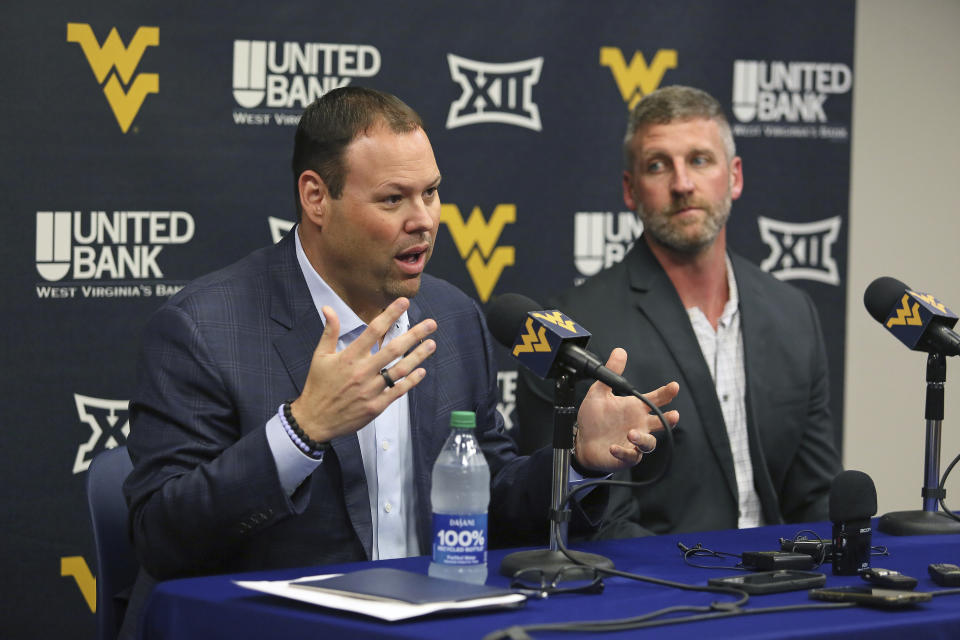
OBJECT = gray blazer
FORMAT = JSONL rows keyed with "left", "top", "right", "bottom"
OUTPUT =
{"left": 516, "top": 237, "right": 841, "bottom": 536}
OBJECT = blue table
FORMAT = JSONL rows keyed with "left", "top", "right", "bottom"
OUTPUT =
{"left": 142, "top": 521, "right": 960, "bottom": 639}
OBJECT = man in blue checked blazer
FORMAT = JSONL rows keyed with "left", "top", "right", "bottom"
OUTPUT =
{"left": 120, "top": 87, "right": 678, "bottom": 636}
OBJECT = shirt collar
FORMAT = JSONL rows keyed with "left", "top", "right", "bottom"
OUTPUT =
{"left": 720, "top": 254, "right": 740, "bottom": 323}
{"left": 294, "top": 225, "right": 380, "bottom": 342}
{"left": 685, "top": 253, "right": 740, "bottom": 327}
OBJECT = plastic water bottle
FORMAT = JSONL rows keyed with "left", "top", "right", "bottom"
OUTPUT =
{"left": 428, "top": 410, "right": 490, "bottom": 584}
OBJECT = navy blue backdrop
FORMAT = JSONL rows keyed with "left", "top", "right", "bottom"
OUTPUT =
{"left": 0, "top": 1, "right": 854, "bottom": 637}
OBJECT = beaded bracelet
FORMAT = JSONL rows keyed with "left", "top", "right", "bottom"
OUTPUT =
{"left": 279, "top": 401, "right": 329, "bottom": 459}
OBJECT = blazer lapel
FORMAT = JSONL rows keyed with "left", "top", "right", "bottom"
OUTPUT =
{"left": 268, "top": 231, "right": 374, "bottom": 558}
{"left": 406, "top": 297, "right": 439, "bottom": 555}
{"left": 627, "top": 241, "right": 739, "bottom": 505}
{"left": 731, "top": 253, "right": 781, "bottom": 523}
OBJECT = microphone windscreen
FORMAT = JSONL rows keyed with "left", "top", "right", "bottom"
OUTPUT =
{"left": 828, "top": 470, "right": 878, "bottom": 522}
{"left": 486, "top": 293, "right": 540, "bottom": 348}
{"left": 864, "top": 276, "right": 910, "bottom": 323}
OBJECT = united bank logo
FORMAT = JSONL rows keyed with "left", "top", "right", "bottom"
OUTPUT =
{"left": 574, "top": 211, "right": 643, "bottom": 279}
{"left": 440, "top": 204, "right": 516, "bottom": 302}
{"left": 600, "top": 47, "right": 677, "bottom": 110}
{"left": 758, "top": 216, "right": 841, "bottom": 285}
{"left": 66, "top": 23, "right": 158, "bottom": 134}
{"left": 73, "top": 394, "right": 129, "bottom": 474}
{"left": 35, "top": 210, "right": 193, "bottom": 299}
{"left": 232, "top": 39, "right": 381, "bottom": 125}
{"left": 446, "top": 55, "right": 543, "bottom": 131}
{"left": 732, "top": 60, "right": 852, "bottom": 140}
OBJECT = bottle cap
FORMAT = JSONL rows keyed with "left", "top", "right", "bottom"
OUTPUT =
{"left": 449, "top": 410, "right": 476, "bottom": 429}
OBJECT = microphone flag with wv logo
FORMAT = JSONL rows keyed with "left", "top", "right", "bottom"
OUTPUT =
{"left": 510, "top": 309, "right": 591, "bottom": 379}
{"left": 884, "top": 289, "right": 959, "bottom": 350}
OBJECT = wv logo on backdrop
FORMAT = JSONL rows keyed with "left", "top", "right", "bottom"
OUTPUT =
{"left": 446, "top": 55, "right": 543, "bottom": 130}
{"left": 574, "top": 212, "right": 643, "bottom": 279}
{"left": 66, "top": 23, "right": 158, "bottom": 133}
{"left": 440, "top": 204, "right": 516, "bottom": 302}
{"left": 61, "top": 556, "right": 96, "bottom": 613}
{"left": 600, "top": 47, "right": 677, "bottom": 110}
{"left": 73, "top": 394, "right": 129, "bottom": 474}
{"left": 758, "top": 216, "right": 841, "bottom": 285}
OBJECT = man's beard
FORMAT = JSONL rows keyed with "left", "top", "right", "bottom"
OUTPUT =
{"left": 637, "top": 192, "right": 732, "bottom": 254}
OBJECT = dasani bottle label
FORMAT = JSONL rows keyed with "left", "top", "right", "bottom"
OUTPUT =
{"left": 431, "top": 513, "right": 487, "bottom": 566}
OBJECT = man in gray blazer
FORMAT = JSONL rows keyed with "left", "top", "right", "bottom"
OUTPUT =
{"left": 120, "top": 87, "right": 678, "bottom": 636}
{"left": 516, "top": 85, "right": 841, "bottom": 537}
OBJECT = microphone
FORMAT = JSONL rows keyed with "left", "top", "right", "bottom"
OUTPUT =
{"left": 829, "top": 470, "right": 877, "bottom": 575}
{"left": 488, "top": 293, "right": 626, "bottom": 580}
{"left": 864, "top": 276, "right": 960, "bottom": 356}
{"left": 486, "top": 293, "right": 635, "bottom": 394}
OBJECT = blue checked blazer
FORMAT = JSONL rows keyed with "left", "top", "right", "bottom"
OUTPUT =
{"left": 123, "top": 231, "right": 569, "bottom": 584}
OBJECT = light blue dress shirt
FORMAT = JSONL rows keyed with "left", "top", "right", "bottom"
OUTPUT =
{"left": 264, "top": 226, "right": 418, "bottom": 560}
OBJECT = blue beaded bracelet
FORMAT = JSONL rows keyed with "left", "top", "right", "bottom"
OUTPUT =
{"left": 278, "top": 402, "right": 328, "bottom": 459}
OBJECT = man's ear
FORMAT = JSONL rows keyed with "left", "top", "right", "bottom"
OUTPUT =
{"left": 622, "top": 170, "right": 638, "bottom": 211}
{"left": 729, "top": 156, "right": 744, "bottom": 201}
{"left": 298, "top": 170, "right": 327, "bottom": 226}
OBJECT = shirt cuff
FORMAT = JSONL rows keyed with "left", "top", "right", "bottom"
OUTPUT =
{"left": 265, "top": 413, "right": 323, "bottom": 496}
{"left": 567, "top": 464, "right": 610, "bottom": 499}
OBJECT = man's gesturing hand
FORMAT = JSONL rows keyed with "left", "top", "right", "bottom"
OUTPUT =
{"left": 573, "top": 347, "right": 680, "bottom": 473}
{"left": 290, "top": 297, "right": 437, "bottom": 443}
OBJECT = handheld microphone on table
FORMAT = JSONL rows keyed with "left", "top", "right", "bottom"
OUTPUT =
{"left": 864, "top": 276, "right": 960, "bottom": 356}
{"left": 829, "top": 470, "right": 877, "bottom": 575}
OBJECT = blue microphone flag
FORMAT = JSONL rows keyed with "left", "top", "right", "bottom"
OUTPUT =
{"left": 883, "top": 290, "right": 958, "bottom": 351}
{"left": 509, "top": 310, "right": 591, "bottom": 379}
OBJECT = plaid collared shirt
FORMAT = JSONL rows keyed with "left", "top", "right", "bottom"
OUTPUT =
{"left": 686, "top": 256, "right": 764, "bottom": 528}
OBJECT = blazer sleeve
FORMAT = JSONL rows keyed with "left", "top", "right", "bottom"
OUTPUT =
{"left": 123, "top": 302, "right": 301, "bottom": 580}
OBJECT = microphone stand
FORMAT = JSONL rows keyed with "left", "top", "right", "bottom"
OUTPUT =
{"left": 499, "top": 372, "right": 614, "bottom": 581}
{"left": 879, "top": 352, "right": 960, "bottom": 535}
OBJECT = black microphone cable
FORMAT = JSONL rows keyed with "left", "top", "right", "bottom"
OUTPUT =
{"left": 483, "top": 476, "right": 863, "bottom": 640}
{"left": 615, "top": 384, "right": 675, "bottom": 486}
{"left": 483, "top": 488, "right": 857, "bottom": 640}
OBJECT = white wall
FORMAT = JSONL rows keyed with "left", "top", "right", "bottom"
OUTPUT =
{"left": 846, "top": 0, "right": 960, "bottom": 514}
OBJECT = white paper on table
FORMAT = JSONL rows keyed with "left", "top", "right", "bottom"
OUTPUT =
{"left": 233, "top": 573, "right": 527, "bottom": 622}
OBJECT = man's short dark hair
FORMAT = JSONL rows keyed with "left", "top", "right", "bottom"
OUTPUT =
{"left": 622, "top": 85, "right": 735, "bottom": 171}
{"left": 291, "top": 87, "right": 425, "bottom": 220}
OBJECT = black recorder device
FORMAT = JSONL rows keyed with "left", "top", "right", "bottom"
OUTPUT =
{"left": 741, "top": 551, "right": 815, "bottom": 571}
{"left": 829, "top": 471, "right": 877, "bottom": 575}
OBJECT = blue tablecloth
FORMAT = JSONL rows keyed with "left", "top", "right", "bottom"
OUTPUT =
{"left": 142, "top": 520, "right": 960, "bottom": 639}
